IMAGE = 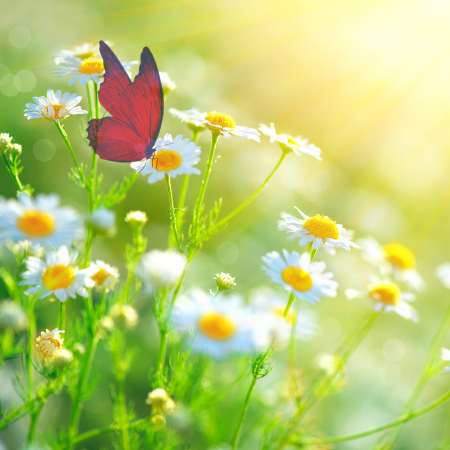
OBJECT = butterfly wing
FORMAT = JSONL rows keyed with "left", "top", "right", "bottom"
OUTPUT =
{"left": 88, "top": 41, "right": 163, "bottom": 162}
{"left": 87, "top": 117, "right": 147, "bottom": 162}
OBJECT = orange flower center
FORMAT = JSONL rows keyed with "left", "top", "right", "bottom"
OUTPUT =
{"left": 205, "top": 111, "right": 236, "bottom": 129}
{"left": 282, "top": 266, "right": 313, "bottom": 292}
{"left": 151, "top": 150, "right": 182, "bottom": 171}
{"left": 79, "top": 58, "right": 104, "bottom": 74}
{"left": 17, "top": 210, "right": 55, "bottom": 237}
{"left": 369, "top": 282, "right": 401, "bottom": 306}
{"left": 383, "top": 242, "right": 416, "bottom": 269}
{"left": 198, "top": 311, "right": 236, "bottom": 341}
{"left": 303, "top": 215, "right": 339, "bottom": 240}
{"left": 42, "top": 264, "right": 75, "bottom": 291}
{"left": 91, "top": 268, "right": 110, "bottom": 286}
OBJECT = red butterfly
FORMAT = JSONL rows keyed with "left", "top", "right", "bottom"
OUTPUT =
{"left": 87, "top": 40, "right": 163, "bottom": 162}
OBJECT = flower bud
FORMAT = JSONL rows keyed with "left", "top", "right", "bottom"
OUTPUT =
{"left": 214, "top": 272, "right": 236, "bottom": 291}
{"left": 125, "top": 210, "right": 148, "bottom": 226}
{"left": 51, "top": 348, "right": 73, "bottom": 369}
{"left": 146, "top": 388, "right": 176, "bottom": 414}
{"left": 0, "top": 300, "right": 28, "bottom": 332}
{"left": 150, "top": 413, "right": 166, "bottom": 428}
{"left": 35, "top": 329, "right": 64, "bottom": 363}
{"left": 109, "top": 304, "right": 138, "bottom": 329}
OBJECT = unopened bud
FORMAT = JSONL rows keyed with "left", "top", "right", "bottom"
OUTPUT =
{"left": 214, "top": 272, "right": 236, "bottom": 291}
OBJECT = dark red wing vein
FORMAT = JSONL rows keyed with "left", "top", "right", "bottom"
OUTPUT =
{"left": 129, "top": 47, "right": 164, "bottom": 150}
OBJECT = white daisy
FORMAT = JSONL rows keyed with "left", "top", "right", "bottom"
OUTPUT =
{"left": 55, "top": 53, "right": 137, "bottom": 85}
{"left": 346, "top": 280, "right": 417, "bottom": 322}
{"left": 0, "top": 192, "right": 83, "bottom": 249}
{"left": 170, "top": 108, "right": 260, "bottom": 142}
{"left": 125, "top": 210, "right": 148, "bottom": 226}
{"left": 88, "top": 207, "right": 116, "bottom": 235}
{"left": 358, "top": 238, "right": 424, "bottom": 291}
{"left": 169, "top": 108, "right": 207, "bottom": 132}
{"left": 171, "top": 289, "right": 267, "bottom": 359}
{"left": 262, "top": 250, "right": 337, "bottom": 303}
{"left": 24, "top": 89, "right": 86, "bottom": 121}
{"left": 159, "top": 72, "right": 176, "bottom": 95}
{"left": 88, "top": 260, "right": 119, "bottom": 292}
{"left": 21, "top": 246, "right": 93, "bottom": 302}
{"left": 278, "top": 208, "right": 357, "bottom": 254}
{"left": 437, "top": 263, "right": 450, "bottom": 289}
{"left": 250, "top": 287, "right": 317, "bottom": 346}
{"left": 137, "top": 249, "right": 186, "bottom": 292}
{"left": 131, "top": 133, "right": 201, "bottom": 184}
{"left": 54, "top": 42, "right": 100, "bottom": 65}
{"left": 259, "top": 123, "right": 321, "bottom": 159}
{"left": 441, "top": 348, "right": 450, "bottom": 372}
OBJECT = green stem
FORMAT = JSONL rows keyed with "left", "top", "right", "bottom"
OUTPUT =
{"left": 68, "top": 335, "right": 98, "bottom": 449}
{"left": 294, "top": 389, "right": 450, "bottom": 447}
{"left": 58, "top": 302, "right": 67, "bottom": 330}
{"left": 231, "top": 293, "right": 294, "bottom": 449}
{"left": 214, "top": 151, "right": 287, "bottom": 232}
{"left": 277, "top": 310, "right": 379, "bottom": 449}
{"left": 0, "top": 379, "right": 63, "bottom": 430}
{"left": 373, "top": 304, "right": 450, "bottom": 449}
{"left": 230, "top": 375, "right": 257, "bottom": 450}
{"left": 74, "top": 418, "right": 147, "bottom": 445}
{"left": 283, "top": 292, "right": 295, "bottom": 317}
{"left": 166, "top": 175, "right": 181, "bottom": 249}
{"left": 54, "top": 120, "right": 82, "bottom": 170}
{"left": 154, "top": 327, "right": 169, "bottom": 387}
{"left": 175, "top": 129, "right": 199, "bottom": 233}
{"left": 191, "top": 133, "right": 219, "bottom": 232}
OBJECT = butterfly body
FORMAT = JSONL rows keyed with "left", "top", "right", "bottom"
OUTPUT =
{"left": 87, "top": 40, "right": 164, "bottom": 163}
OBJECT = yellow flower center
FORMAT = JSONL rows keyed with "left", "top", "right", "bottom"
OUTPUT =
{"left": 205, "top": 111, "right": 236, "bottom": 130}
{"left": 42, "top": 264, "right": 75, "bottom": 291}
{"left": 273, "top": 306, "right": 297, "bottom": 325}
{"left": 383, "top": 242, "right": 416, "bottom": 269}
{"left": 79, "top": 58, "right": 104, "bottom": 75}
{"left": 368, "top": 282, "right": 401, "bottom": 305}
{"left": 303, "top": 215, "right": 339, "bottom": 240}
{"left": 75, "top": 50, "right": 95, "bottom": 60}
{"left": 17, "top": 210, "right": 55, "bottom": 238}
{"left": 198, "top": 311, "right": 236, "bottom": 341}
{"left": 91, "top": 268, "right": 110, "bottom": 286}
{"left": 151, "top": 150, "right": 182, "bottom": 172}
{"left": 282, "top": 266, "right": 313, "bottom": 292}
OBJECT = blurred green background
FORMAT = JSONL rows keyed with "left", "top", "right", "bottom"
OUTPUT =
{"left": 1, "top": 0, "right": 449, "bottom": 449}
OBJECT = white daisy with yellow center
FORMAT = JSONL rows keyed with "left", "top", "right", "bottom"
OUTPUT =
{"left": 35, "top": 328, "right": 64, "bottom": 362}
{"left": 137, "top": 249, "right": 187, "bottom": 292}
{"left": 54, "top": 42, "right": 99, "bottom": 65}
{"left": 172, "top": 289, "right": 267, "bottom": 359}
{"left": 21, "top": 246, "right": 94, "bottom": 302}
{"left": 88, "top": 260, "right": 119, "bottom": 292}
{"left": 262, "top": 250, "right": 337, "bottom": 303}
{"left": 24, "top": 89, "right": 86, "bottom": 121}
{"left": 359, "top": 238, "right": 424, "bottom": 290}
{"left": 170, "top": 108, "right": 260, "bottom": 142}
{"left": 250, "top": 288, "right": 317, "bottom": 346}
{"left": 55, "top": 52, "right": 137, "bottom": 85}
{"left": 131, "top": 133, "right": 201, "bottom": 184}
{"left": 259, "top": 123, "right": 321, "bottom": 159}
{"left": 279, "top": 208, "right": 357, "bottom": 254}
{"left": 346, "top": 279, "right": 417, "bottom": 321}
{"left": 0, "top": 192, "right": 83, "bottom": 249}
